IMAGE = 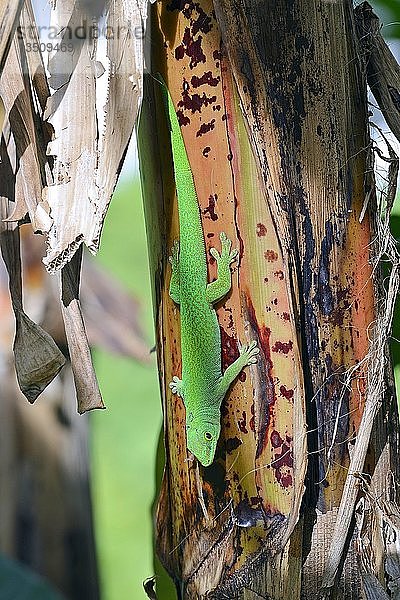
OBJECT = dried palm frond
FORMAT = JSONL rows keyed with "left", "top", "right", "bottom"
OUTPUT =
{"left": 43, "top": 0, "right": 149, "bottom": 272}
{"left": 0, "top": 0, "right": 149, "bottom": 409}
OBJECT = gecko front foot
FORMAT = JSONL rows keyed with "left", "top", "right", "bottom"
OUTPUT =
{"left": 238, "top": 340, "right": 260, "bottom": 366}
{"left": 210, "top": 232, "right": 238, "bottom": 266}
{"left": 169, "top": 375, "right": 184, "bottom": 397}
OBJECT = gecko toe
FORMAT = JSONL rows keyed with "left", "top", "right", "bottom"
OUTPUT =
{"left": 222, "top": 235, "right": 232, "bottom": 252}
{"left": 229, "top": 248, "right": 239, "bottom": 263}
{"left": 238, "top": 340, "right": 260, "bottom": 366}
{"left": 210, "top": 247, "right": 220, "bottom": 261}
{"left": 169, "top": 376, "right": 183, "bottom": 396}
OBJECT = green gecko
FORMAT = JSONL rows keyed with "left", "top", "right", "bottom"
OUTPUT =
{"left": 160, "top": 77, "right": 259, "bottom": 467}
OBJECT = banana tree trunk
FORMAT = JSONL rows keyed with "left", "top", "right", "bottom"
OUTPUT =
{"left": 138, "top": 1, "right": 400, "bottom": 598}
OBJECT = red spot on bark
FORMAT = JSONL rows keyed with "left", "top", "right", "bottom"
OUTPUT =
{"left": 178, "top": 88, "right": 217, "bottom": 114}
{"left": 174, "top": 28, "right": 206, "bottom": 68}
{"left": 203, "top": 146, "right": 211, "bottom": 157}
{"left": 259, "top": 326, "right": 273, "bottom": 367}
{"left": 191, "top": 71, "right": 220, "bottom": 88}
{"left": 175, "top": 45, "right": 185, "bottom": 60}
{"left": 177, "top": 110, "right": 190, "bottom": 127}
{"left": 239, "top": 371, "right": 246, "bottom": 382}
{"left": 280, "top": 473, "right": 293, "bottom": 487}
{"left": 169, "top": 2, "right": 212, "bottom": 35}
{"left": 249, "top": 403, "right": 255, "bottom": 432}
{"left": 220, "top": 327, "right": 239, "bottom": 372}
{"left": 225, "top": 437, "right": 242, "bottom": 454}
{"left": 282, "top": 312, "right": 290, "bottom": 321}
{"left": 264, "top": 250, "right": 278, "bottom": 262}
{"left": 272, "top": 340, "right": 293, "bottom": 354}
{"left": 330, "top": 285, "right": 351, "bottom": 327}
{"left": 271, "top": 430, "right": 284, "bottom": 448}
{"left": 256, "top": 223, "right": 267, "bottom": 236}
{"left": 238, "top": 411, "right": 248, "bottom": 434}
{"left": 272, "top": 442, "right": 293, "bottom": 489}
{"left": 203, "top": 194, "right": 218, "bottom": 221}
{"left": 192, "top": 12, "right": 212, "bottom": 35}
{"left": 207, "top": 232, "right": 214, "bottom": 238}
{"left": 280, "top": 385, "right": 294, "bottom": 400}
{"left": 274, "top": 270, "right": 284, "bottom": 280}
{"left": 196, "top": 119, "right": 216, "bottom": 137}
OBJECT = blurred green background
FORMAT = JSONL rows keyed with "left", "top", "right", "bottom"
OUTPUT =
{"left": 373, "top": 0, "right": 400, "bottom": 39}
{"left": 90, "top": 178, "right": 162, "bottom": 600}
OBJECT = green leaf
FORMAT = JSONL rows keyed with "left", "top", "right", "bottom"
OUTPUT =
{"left": 372, "top": 0, "right": 400, "bottom": 38}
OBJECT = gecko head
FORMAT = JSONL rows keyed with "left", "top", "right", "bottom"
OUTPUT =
{"left": 186, "top": 417, "right": 221, "bottom": 467}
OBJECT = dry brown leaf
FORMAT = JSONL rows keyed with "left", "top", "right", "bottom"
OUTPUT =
{"left": 0, "top": 0, "right": 52, "bottom": 228}
{"left": 0, "top": 1, "right": 149, "bottom": 409}
{"left": 0, "top": 0, "right": 24, "bottom": 76}
{"left": 0, "top": 1, "right": 68, "bottom": 403}
{"left": 355, "top": 2, "right": 400, "bottom": 144}
{"left": 60, "top": 247, "right": 104, "bottom": 413}
{"left": 43, "top": 0, "right": 149, "bottom": 272}
{"left": 0, "top": 205, "right": 65, "bottom": 403}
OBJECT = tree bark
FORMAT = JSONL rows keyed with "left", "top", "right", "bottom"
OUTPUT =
{"left": 139, "top": 1, "right": 400, "bottom": 598}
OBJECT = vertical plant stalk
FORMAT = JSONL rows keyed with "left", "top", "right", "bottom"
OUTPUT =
{"left": 140, "top": 0, "right": 400, "bottom": 598}
{"left": 140, "top": 1, "right": 307, "bottom": 597}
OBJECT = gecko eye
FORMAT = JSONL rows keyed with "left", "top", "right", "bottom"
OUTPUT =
{"left": 204, "top": 432, "right": 213, "bottom": 441}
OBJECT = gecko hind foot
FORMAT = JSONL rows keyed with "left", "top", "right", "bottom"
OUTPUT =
{"left": 210, "top": 232, "right": 238, "bottom": 266}
{"left": 169, "top": 375, "right": 183, "bottom": 397}
{"left": 239, "top": 340, "right": 260, "bottom": 366}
